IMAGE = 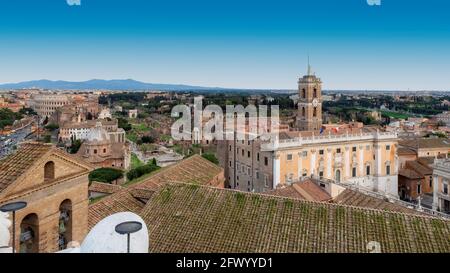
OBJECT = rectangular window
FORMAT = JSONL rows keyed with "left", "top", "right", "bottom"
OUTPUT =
{"left": 229, "top": 145, "right": 232, "bottom": 151}
{"left": 229, "top": 161, "right": 232, "bottom": 167}
{"left": 386, "top": 165, "right": 391, "bottom": 175}
{"left": 264, "top": 157, "right": 268, "bottom": 166}
{"left": 257, "top": 153, "right": 260, "bottom": 161}
{"left": 352, "top": 147, "right": 357, "bottom": 152}
{"left": 287, "top": 154, "right": 293, "bottom": 161}
{"left": 242, "top": 149, "right": 244, "bottom": 156}
{"left": 336, "top": 148, "right": 341, "bottom": 154}
{"left": 444, "top": 183, "right": 448, "bottom": 195}
{"left": 248, "top": 151, "right": 251, "bottom": 158}
{"left": 430, "top": 176, "right": 433, "bottom": 188}
{"left": 366, "top": 165, "right": 371, "bottom": 176}
{"left": 256, "top": 171, "right": 259, "bottom": 179}
{"left": 319, "top": 171, "right": 324, "bottom": 178}
{"left": 319, "top": 150, "right": 324, "bottom": 155}
{"left": 264, "top": 175, "right": 269, "bottom": 187}
{"left": 386, "top": 145, "right": 391, "bottom": 151}
{"left": 352, "top": 167, "right": 357, "bottom": 177}
{"left": 302, "top": 151, "right": 308, "bottom": 157}
{"left": 417, "top": 184, "right": 421, "bottom": 195}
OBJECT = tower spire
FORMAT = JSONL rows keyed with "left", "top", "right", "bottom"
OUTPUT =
{"left": 307, "top": 55, "right": 312, "bottom": 76}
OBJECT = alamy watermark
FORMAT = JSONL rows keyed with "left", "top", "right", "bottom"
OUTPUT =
{"left": 171, "top": 97, "right": 280, "bottom": 142}
{"left": 66, "top": 0, "right": 81, "bottom": 6}
{"left": 367, "top": 0, "right": 381, "bottom": 6}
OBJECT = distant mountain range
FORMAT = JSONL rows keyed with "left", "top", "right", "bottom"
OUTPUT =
{"left": 0, "top": 79, "right": 229, "bottom": 91}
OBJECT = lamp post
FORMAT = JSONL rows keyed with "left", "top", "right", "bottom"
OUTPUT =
{"left": 114, "top": 221, "right": 142, "bottom": 253}
{"left": 0, "top": 201, "right": 27, "bottom": 253}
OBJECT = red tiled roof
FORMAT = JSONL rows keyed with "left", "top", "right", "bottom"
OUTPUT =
{"left": 89, "top": 182, "right": 123, "bottom": 194}
{"left": 88, "top": 155, "right": 224, "bottom": 228}
{"left": 264, "top": 180, "right": 331, "bottom": 201}
{"left": 399, "top": 168, "right": 422, "bottom": 179}
{"left": 88, "top": 190, "right": 145, "bottom": 229}
{"left": 333, "top": 189, "right": 422, "bottom": 215}
{"left": 130, "top": 154, "right": 223, "bottom": 191}
{"left": 141, "top": 183, "right": 450, "bottom": 253}
{"left": 405, "top": 160, "right": 433, "bottom": 176}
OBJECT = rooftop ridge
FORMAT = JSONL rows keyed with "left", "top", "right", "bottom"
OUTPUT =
{"left": 153, "top": 182, "right": 450, "bottom": 222}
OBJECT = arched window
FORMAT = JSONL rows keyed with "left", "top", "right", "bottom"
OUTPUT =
{"left": 20, "top": 213, "right": 39, "bottom": 253}
{"left": 58, "top": 200, "right": 72, "bottom": 250}
{"left": 302, "top": 107, "right": 306, "bottom": 117}
{"left": 313, "top": 107, "right": 317, "bottom": 117}
{"left": 313, "top": 88, "right": 317, "bottom": 98}
{"left": 44, "top": 161, "right": 55, "bottom": 181}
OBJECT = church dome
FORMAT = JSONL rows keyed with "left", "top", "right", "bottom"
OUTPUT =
{"left": 87, "top": 122, "right": 110, "bottom": 143}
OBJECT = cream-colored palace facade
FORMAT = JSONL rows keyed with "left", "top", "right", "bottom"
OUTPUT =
{"left": 220, "top": 68, "right": 399, "bottom": 198}
{"left": 263, "top": 130, "right": 399, "bottom": 198}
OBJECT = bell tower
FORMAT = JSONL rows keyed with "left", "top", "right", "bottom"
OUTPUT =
{"left": 296, "top": 61, "right": 323, "bottom": 131}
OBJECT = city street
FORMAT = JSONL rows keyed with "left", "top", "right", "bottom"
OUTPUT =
{"left": 0, "top": 123, "right": 33, "bottom": 159}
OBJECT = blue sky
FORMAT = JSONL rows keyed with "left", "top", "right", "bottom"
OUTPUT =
{"left": 0, "top": 0, "right": 449, "bottom": 90}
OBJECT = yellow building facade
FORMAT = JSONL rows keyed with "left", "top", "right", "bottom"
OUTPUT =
{"left": 262, "top": 130, "right": 399, "bottom": 198}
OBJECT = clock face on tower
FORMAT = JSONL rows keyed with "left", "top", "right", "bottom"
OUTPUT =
{"left": 312, "top": 98, "right": 319, "bottom": 107}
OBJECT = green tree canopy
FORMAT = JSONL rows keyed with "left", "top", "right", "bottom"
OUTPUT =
{"left": 89, "top": 168, "right": 124, "bottom": 184}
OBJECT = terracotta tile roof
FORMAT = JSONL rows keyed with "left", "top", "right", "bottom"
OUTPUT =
{"left": 399, "top": 168, "right": 422, "bottom": 179}
{"left": 129, "top": 154, "right": 223, "bottom": 191}
{"left": 397, "top": 147, "right": 417, "bottom": 156}
{"left": 333, "top": 189, "right": 422, "bottom": 215}
{"left": 128, "top": 188, "right": 155, "bottom": 200}
{"left": 88, "top": 190, "right": 145, "bottom": 229}
{"left": 418, "top": 156, "right": 446, "bottom": 167}
{"left": 88, "top": 155, "right": 223, "bottom": 229}
{"left": 141, "top": 183, "right": 450, "bottom": 253}
{"left": 264, "top": 180, "right": 331, "bottom": 201}
{"left": 405, "top": 160, "right": 433, "bottom": 176}
{"left": 89, "top": 182, "right": 123, "bottom": 194}
{"left": 0, "top": 142, "right": 52, "bottom": 193}
{"left": 400, "top": 138, "right": 450, "bottom": 150}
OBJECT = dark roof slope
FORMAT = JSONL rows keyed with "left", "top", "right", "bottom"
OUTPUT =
{"left": 141, "top": 183, "right": 450, "bottom": 253}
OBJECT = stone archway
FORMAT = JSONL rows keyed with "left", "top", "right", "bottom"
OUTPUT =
{"left": 19, "top": 213, "right": 39, "bottom": 253}
{"left": 58, "top": 199, "right": 73, "bottom": 250}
